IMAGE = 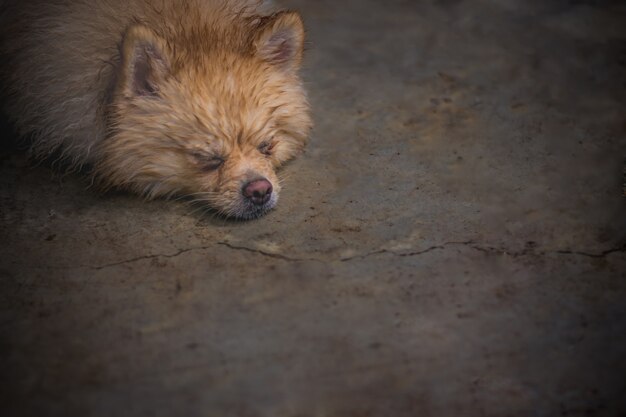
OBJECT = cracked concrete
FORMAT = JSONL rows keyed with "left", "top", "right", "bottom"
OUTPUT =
{"left": 1, "top": 0, "right": 626, "bottom": 416}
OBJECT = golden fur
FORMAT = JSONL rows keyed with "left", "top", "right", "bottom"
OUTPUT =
{"left": 1, "top": 0, "right": 312, "bottom": 219}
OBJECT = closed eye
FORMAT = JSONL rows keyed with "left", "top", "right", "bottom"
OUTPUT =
{"left": 192, "top": 152, "right": 225, "bottom": 172}
{"left": 258, "top": 140, "right": 276, "bottom": 156}
{"left": 202, "top": 157, "right": 224, "bottom": 171}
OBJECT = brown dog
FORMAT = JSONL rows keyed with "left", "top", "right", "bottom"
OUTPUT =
{"left": 1, "top": 0, "right": 312, "bottom": 219}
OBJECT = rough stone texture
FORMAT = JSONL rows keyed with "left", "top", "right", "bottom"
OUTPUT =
{"left": 1, "top": 1, "right": 625, "bottom": 416}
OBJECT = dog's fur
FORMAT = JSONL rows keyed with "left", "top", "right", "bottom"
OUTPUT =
{"left": 0, "top": 0, "right": 311, "bottom": 219}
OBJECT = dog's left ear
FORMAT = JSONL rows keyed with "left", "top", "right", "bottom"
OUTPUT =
{"left": 253, "top": 11, "right": 305, "bottom": 72}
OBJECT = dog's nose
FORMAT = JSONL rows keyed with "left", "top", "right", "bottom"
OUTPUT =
{"left": 242, "top": 179, "right": 273, "bottom": 206}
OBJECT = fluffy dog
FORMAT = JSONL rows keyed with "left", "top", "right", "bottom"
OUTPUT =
{"left": 0, "top": 0, "right": 312, "bottom": 219}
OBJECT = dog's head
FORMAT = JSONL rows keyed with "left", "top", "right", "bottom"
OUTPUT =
{"left": 97, "top": 10, "right": 311, "bottom": 219}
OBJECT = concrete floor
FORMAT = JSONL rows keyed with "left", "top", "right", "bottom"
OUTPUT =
{"left": 1, "top": 0, "right": 626, "bottom": 416}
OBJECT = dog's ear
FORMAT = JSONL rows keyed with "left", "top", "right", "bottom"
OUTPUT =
{"left": 119, "top": 25, "right": 171, "bottom": 98}
{"left": 253, "top": 11, "right": 305, "bottom": 72}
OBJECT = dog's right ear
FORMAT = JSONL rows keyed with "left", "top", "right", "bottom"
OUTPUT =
{"left": 119, "top": 25, "right": 171, "bottom": 98}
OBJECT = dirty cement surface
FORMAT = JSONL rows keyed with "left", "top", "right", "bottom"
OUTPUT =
{"left": 1, "top": 0, "right": 626, "bottom": 416}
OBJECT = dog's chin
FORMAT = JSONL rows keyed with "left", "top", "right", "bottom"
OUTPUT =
{"left": 224, "top": 193, "right": 279, "bottom": 221}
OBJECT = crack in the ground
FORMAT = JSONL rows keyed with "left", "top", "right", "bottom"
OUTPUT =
{"left": 92, "top": 246, "right": 212, "bottom": 270}
{"left": 555, "top": 246, "right": 626, "bottom": 259}
{"left": 89, "top": 240, "right": 626, "bottom": 270}
{"left": 465, "top": 243, "right": 626, "bottom": 259}
{"left": 215, "top": 242, "right": 320, "bottom": 262}
{"left": 340, "top": 241, "right": 626, "bottom": 262}
{"left": 339, "top": 241, "right": 473, "bottom": 262}
{"left": 91, "top": 242, "right": 321, "bottom": 269}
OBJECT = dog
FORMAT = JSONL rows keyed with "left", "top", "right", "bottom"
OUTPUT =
{"left": 0, "top": 0, "right": 312, "bottom": 219}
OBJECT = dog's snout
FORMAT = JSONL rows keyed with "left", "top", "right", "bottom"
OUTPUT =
{"left": 242, "top": 179, "right": 273, "bottom": 206}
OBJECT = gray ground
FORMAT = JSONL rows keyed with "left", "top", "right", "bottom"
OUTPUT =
{"left": 1, "top": 0, "right": 626, "bottom": 416}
